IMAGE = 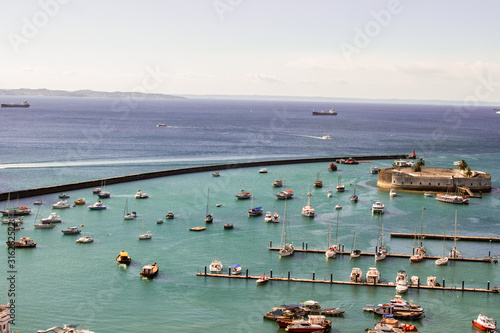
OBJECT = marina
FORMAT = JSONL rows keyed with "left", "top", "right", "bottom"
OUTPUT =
{"left": 390, "top": 232, "right": 500, "bottom": 243}
{"left": 0, "top": 98, "right": 499, "bottom": 332}
{"left": 196, "top": 270, "right": 498, "bottom": 294}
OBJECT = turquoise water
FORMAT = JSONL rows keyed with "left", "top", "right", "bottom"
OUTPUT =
{"left": 0, "top": 98, "right": 499, "bottom": 332}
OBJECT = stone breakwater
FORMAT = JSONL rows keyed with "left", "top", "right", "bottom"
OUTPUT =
{"left": 0, "top": 154, "right": 414, "bottom": 201}
{"left": 377, "top": 167, "right": 491, "bottom": 192}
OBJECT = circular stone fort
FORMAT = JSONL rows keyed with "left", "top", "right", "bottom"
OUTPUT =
{"left": 377, "top": 164, "right": 491, "bottom": 192}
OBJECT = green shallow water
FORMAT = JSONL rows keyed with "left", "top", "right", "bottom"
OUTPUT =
{"left": 2, "top": 158, "right": 500, "bottom": 332}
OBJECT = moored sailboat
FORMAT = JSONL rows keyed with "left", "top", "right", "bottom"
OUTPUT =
{"left": 435, "top": 219, "right": 449, "bottom": 266}
{"left": 279, "top": 200, "right": 294, "bottom": 257}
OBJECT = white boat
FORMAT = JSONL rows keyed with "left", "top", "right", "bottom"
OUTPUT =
{"left": 279, "top": 200, "right": 294, "bottom": 257}
{"left": 325, "top": 214, "right": 336, "bottom": 259}
{"left": 256, "top": 274, "right": 269, "bottom": 284}
{"left": 301, "top": 190, "right": 314, "bottom": 217}
{"left": 366, "top": 267, "right": 380, "bottom": 284}
{"left": 389, "top": 189, "right": 397, "bottom": 197}
{"left": 209, "top": 259, "right": 223, "bottom": 273}
{"left": 435, "top": 218, "right": 449, "bottom": 266}
{"left": 88, "top": 200, "right": 106, "bottom": 210}
{"left": 327, "top": 190, "right": 332, "bottom": 198}
{"left": 472, "top": 313, "right": 497, "bottom": 331}
{"left": 134, "top": 190, "right": 149, "bottom": 199}
{"left": 40, "top": 211, "right": 61, "bottom": 223}
{"left": 34, "top": 221, "right": 55, "bottom": 229}
{"left": 259, "top": 168, "right": 268, "bottom": 173}
{"left": 51, "top": 200, "right": 70, "bottom": 209}
{"left": 76, "top": 225, "right": 93, "bottom": 243}
{"left": 350, "top": 268, "right": 363, "bottom": 282}
{"left": 424, "top": 192, "right": 434, "bottom": 197}
{"left": 264, "top": 211, "right": 272, "bottom": 222}
{"left": 205, "top": 188, "right": 213, "bottom": 223}
{"left": 370, "top": 166, "right": 378, "bottom": 174}
{"left": 1, "top": 216, "right": 23, "bottom": 224}
{"left": 335, "top": 174, "right": 345, "bottom": 192}
{"left": 426, "top": 276, "right": 437, "bottom": 287}
{"left": 138, "top": 212, "right": 152, "bottom": 240}
{"left": 157, "top": 123, "right": 167, "bottom": 127}
{"left": 321, "top": 135, "right": 332, "bottom": 140}
{"left": 335, "top": 203, "right": 342, "bottom": 210}
{"left": 230, "top": 264, "right": 242, "bottom": 275}
{"left": 212, "top": 171, "right": 220, "bottom": 177}
{"left": 372, "top": 201, "right": 384, "bottom": 214}
{"left": 395, "top": 270, "right": 409, "bottom": 293}
{"left": 350, "top": 226, "right": 361, "bottom": 258}
{"left": 435, "top": 193, "right": 469, "bottom": 204}
{"left": 272, "top": 179, "right": 283, "bottom": 187}
{"left": 271, "top": 212, "right": 280, "bottom": 223}
{"left": 449, "top": 210, "right": 462, "bottom": 258}
{"left": 123, "top": 198, "right": 137, "bottom": 220}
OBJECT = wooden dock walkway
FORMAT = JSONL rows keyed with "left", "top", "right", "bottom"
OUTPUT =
{"left": 390, "top": 232, "right": 500, "bottom": 243}
{"left": 267, "top": 247, "right": 492, "bottom": 263}
{"left": 196, "top": 271, "right": 498, "bottom": 294}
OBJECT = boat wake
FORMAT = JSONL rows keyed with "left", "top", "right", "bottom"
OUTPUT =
{"left": 289, "top": 134, "right": 332, "bottom": 140}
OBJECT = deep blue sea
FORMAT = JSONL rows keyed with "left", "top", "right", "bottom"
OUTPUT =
{"left": 0, "top": 96, "right": 499, "bottom": 332}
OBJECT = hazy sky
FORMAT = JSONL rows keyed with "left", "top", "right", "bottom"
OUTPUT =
{"left": 1, "top": 0, "right": 500, "bottom": 102}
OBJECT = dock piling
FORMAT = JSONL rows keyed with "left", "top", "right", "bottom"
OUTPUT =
{"left": 270, "top": 240, "right": 272, "bottom": 248}
{"left": 488, "top": 281, "right": 490, "bottom": 289}
{"left": 331, "top": 274, "right": 333, "bottom": 283}
{"left": 246, "top": 269, "right": 248, "bottom": 279}
{"left": 462, "top": 281, "right": 464, "bottom": 290}
{"left": 443, "top": 278, "right": 445, "bottom": 288}
{"left": 205, "top": 266, "right": 207, "bottom": 275}
{"left": 288, "top": 271, "right": 290, "bottom": 280}
{"left": 306, "top": 242, "right": 308, "bottom": 250}
{"left": 270, "top": 269, "right": 273, "bottom": 278}
{"left": 313, "top": 272, "right": 315, "bottom": 280}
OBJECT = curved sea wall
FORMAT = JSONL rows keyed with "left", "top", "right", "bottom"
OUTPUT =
{"left": 377, "top": 167, "right": 491, "bottom": 192}
{"left": 0, "top": 154, "right": 414, "bottom": 201}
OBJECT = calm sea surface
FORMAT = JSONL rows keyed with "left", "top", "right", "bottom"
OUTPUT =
{"left": 0, "top": 97, "right": 499, "bottom": 332}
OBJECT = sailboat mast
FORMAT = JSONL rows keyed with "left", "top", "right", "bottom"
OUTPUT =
{"left": 453, "top": 210, "right": 458, "bottom": 249}
{"left": 443, "top": 219, "right": 446, "bottom": 257}
{"left": 206, "top": 188, "right": 210, "bottom": 216}
{"left": 335, "top": 209, "right": 339, "bottom": 245}
{"left": 420, "top": 207, "right": 425, "bottom": 246}
{"left": 327, "top": 217, "right": 331, "bottom": 248}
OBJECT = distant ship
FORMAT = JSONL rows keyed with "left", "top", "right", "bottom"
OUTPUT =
{"left": 312, "top": 108, "right": 337, "bottom": 116}
{"left": 1, "top": 101, "right": 30, "bottom": 108}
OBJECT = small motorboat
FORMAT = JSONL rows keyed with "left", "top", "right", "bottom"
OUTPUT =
{"left": 389, "top": 189, "right": 397, "bottom": 197}
{"left": 92, "top": 188, "right": 101, "bottom": 194}
{"left": 472, "top": 313, "right": 497, "bottom": 331}
{"left": 259, "top": 168, "right": 267, "bottom": 173}
{"left": 321, "top": 307, "right": 345, "bottom": 316}
{"left": 216, "top": 203, "right": 222, "bottom": 207}
{"left": 157, "top": 123, "right": 167, "bottom": 127}
{"left": 34, "top": 222, "right": 56, "bottom": 229}
{"left": 61, "top": 226, "right": 81, "bottom": 235}
{"left": 134, "top": 190, "right": 149, "bottom": 199}
{"left": 424, "top": 192, "right": 434, "bottom": 197}
{"left": 264, "top": 211, "right": 272, "bottom": 222}
{"left": 75, "top": 235, "right": 93, "bottom": 243}
{"left": 335, "top": 203, "right": 342, "bottom": 210}
{"left": 156, "top": 219, "right": 164, "bottom": 224}
{"left": 370, "top": 166, "right": 378, "bottom": 174}
{"left": 40, "top": 212, "right": 62, "bottom": 223}
{"left": 235, "top": 190, "right": 251, "bottom": 200}
{"left": 165, "top": 211, "right": 174, "bottom": 219}
{"left": 52, "top": 200, "right": 70, "bottom": 209}
{"left": 272, "top": 179, "right": 283, "bottom": 187}
{"left": 58, "top": 193, "right": 70, "bottom": 198}
{"left": 230, "top": 264, "right": 242, "bottom": 275}
{"left": 350, "top": 268, "right": 363, "bottom": 282}
{"left": 140, "top": 263, "right": 159, "bottom": 278}
{"left": 256, "top": 275, "right": 269, "bottom": 284}
{"left": 212, "top": 171, "right": 220, "bottom": 177}
{"left": 189, "top": 226, "right": 206, "bottom": 231}
{"left": 271, "top": 212, "right": 280, "bottom": 223}
{"left": 33, "top": 200, "right": 43, "bottom": 205}
{"left": 371, "top": 201, "right": 384, "bottom": 214}
{"left": 88, "top": 200, "right": 106, "bottom": 210}
{"left": 6, "top": 237, "right": 37, "bottom": 248}
{"left": 116, "top": 251, "right": 131, "bottom": 265}
{"left": 209, "top": 259, "right": 223, "bottom": 273}
{"left": 224, "top": 223, "right": 234, "bottom": 229}
{"left": 73, "top": 198, "right": 86, "bottom": 205}
{"left": 328, "top": 163, "right": 337, "bottom": 171}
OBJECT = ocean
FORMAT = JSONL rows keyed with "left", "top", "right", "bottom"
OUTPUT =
{"left": 0, "top": 96, "right": 499, "bottom": 332}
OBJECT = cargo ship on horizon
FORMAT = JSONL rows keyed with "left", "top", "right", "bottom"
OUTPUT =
{"left": 312, "top": 108, "right": 337, "bottom": 115}
{"left": 1, "top": 101, "right": 30, "bottom": 108}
